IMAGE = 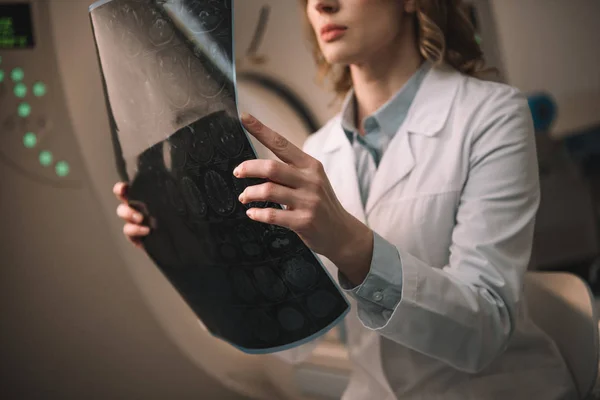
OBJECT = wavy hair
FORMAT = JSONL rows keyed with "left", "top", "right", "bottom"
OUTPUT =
{"left": 301, "top": 0, "right": 495, "bottom": 96}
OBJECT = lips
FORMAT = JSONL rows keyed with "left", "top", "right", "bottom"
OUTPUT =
{"left": 320, "top": 24, "right": 347, "bottom": 42}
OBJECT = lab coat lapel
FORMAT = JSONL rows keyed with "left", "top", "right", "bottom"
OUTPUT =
{"left": 322, "top": 122, "right": 367, "bottom": 224}
{"left": 365, "top": 129, "right": 415, "bottom": 215}
{"left": 365, "top": 65, "right": 460, "bottom": 215}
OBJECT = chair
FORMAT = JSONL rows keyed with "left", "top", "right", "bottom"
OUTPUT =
{"left": 525, "top": 271, "right": 600, "bottom": 399}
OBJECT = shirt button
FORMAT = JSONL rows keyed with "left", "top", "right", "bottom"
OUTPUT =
{"left": 364, "top": 118, "right": 377, "bottom": 131}
{"left": 373, "top": 291, "right": 384, "bottom": 302}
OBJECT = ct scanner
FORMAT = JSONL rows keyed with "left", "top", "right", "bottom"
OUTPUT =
{"left": 0, "top": 1, "right": 351, "bottom": 399}
{"left": 0, "top": 1, "right": 502, "bottom": 399}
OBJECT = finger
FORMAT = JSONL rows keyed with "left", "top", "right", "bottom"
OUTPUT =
{"left": 113, "top": 182, "right": 128, "bottom": 202}
{"left": 240, "top": 182, "right": 296, "bottom": 206}
{"left": 240, "top": 113, "right": 312, "bottom": 168}
{"left": 123, "top": 223, "right": 150, "bottom": 237}
{"left": 246, "top": 207, "right": 296, "bottom": 229}
{"left": 117, "top": 203, "right": 145, "bottom": 224}
{"left": 233, "top": 159, "right": 305, "bottom": 188}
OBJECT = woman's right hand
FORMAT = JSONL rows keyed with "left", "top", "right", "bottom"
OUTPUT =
{"left": 113, "top": 182, "right": 150, "bottom": 249}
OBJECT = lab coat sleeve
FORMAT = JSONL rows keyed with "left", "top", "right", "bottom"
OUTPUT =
{"left": 347, "top": 89, "right": 540, "bottom": 374}
{"left": 337, "top": 232, "right": 404, "bottom": 324}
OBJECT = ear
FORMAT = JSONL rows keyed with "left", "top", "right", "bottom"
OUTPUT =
{"left": 403, "top": 0, "right": 417, "bottom": 13}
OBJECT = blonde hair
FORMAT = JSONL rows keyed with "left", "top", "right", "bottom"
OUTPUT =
{"left": 301, "top": 0, "right": 495, "bottom": 96}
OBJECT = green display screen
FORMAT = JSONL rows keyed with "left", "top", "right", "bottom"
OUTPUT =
{"left": 0, "top": 4, "right": 35, "bottom": 49}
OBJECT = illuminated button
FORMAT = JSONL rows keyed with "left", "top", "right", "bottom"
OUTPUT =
{"left": 372, "top": 291, "right": 384, "bottom": 302}
{"left": 55, "top": 161, "right": 70, "bottom": 177}
{"left": 33, "top": 82, "right": 47, "bottom": 97}
{"left": 18, "top": 102, "right": 31, "bottom": 118}
{"left": 39, "top": 150, "right": 53, "bottom": 166}
{"left": 11, "top": 68, "right": 24, "bottom": 82}
{"left": 475, "top": 34, "right": 482, "bottom": 45}
{"left": 23, "top": 132, "right": 37, "bottom": 148}
{"left": 0, "top": 69, "right": 4, "bottom": 83}
{"left": 14, "top": 83, "right": 27, "bottom": 98}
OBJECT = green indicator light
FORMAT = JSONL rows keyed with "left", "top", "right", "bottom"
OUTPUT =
{"left": 14, "top": 83, "right": 27, "bottom": 98}
{"left": 17, "top": 102, "right": 31, "bottom": 118}
{"left": 32, "top": 81, "right": 47, "bottom": 97}
{"left": 475, "top": 34, "right": 482, "bottom": 45}
{"left": 55, "top": 161, "right": 70, "bottom": 177}
{"left": 0, "top": 69, "right": 4, "bottom": 83}
{"left": 11, "top": 67, "right": 24, "bottom": 82}
{"left": 39, "top": 150, "right": 53, "bottom": 166}
{"left": 23, "top": 132, "right": 37, "bottom": 148}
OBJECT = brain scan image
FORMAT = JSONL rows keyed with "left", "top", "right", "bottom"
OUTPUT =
{"left": 148, "top": 12, "right": 175, "bottom": 46}
{"left": 90, "top": 0, "right": 349, "bottom": 353}
{"left": 180, "top": 176, "right": 208, "bottom": 219}
{"left": 157, "top": 46, "right": 192, "bottom": 108}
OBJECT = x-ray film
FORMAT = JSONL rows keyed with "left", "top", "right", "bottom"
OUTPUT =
{"left": 89, "top": 0, "right": 350, "bottom": 353}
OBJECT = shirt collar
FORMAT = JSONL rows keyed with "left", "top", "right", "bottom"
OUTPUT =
{"left": 340, "top": 61, "right": 431, "bottom": 140}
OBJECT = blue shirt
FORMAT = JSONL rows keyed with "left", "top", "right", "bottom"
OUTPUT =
{"left": 337, "top": 62, "right": 430, "bottom": 327}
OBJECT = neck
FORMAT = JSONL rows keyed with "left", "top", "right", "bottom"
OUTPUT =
{"left": 350, "top": 23, "right": 423, "bottom": 132}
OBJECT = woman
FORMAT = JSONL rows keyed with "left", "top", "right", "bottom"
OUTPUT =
{"left": 114, "top": 0, "right": 577, "bottom": 398}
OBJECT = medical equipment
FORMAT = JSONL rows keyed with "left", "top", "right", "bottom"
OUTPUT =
{"left": 0, "top": 0, "right": 335, "bottom": 397}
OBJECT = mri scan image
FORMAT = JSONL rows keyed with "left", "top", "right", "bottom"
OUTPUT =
{"left": 90, "top": 0, "right": 350, "bottom": 353}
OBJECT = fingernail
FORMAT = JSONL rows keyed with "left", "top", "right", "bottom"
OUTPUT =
{"left": 240, "top": 112, "right": 254, "bottom": 123}
{"left": 233, "top": 167, "right": 240, "bottom": 177}
{"left": 140, "top": 226, "right": 150, "bottom": 235}
{"left": 134, "top": 213, "right": 143, "bottom": 223}
{"left": 238, "top": 191, "right": 245, "bottom": 203}
{"left": 246, "top": 209, "right": 253, "bottom": 218}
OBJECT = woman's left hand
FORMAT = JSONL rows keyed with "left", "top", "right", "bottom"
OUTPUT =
{"left": 235, "top": 113, "right": 373, "bottom": 285}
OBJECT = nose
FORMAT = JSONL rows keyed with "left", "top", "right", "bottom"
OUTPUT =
{"left": 313, "top": 0, "right": 339, "bottom": 14}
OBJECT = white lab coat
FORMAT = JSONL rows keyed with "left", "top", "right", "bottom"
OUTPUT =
{"left": 277, "top": 65, "right": 577, "bottom": 399}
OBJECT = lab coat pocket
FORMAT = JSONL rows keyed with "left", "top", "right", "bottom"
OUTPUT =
{"left": 374, "top": 191, "right": 454, "bottom": 227}
{"left": 371, "top": 191, "right": 460, "bottom": 266}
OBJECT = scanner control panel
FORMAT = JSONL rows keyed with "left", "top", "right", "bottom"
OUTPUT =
{"left": 0, "top": 1, "right": 81, "bottom": 187}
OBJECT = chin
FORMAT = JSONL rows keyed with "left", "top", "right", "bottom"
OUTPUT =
{"left": 322, "top": 47, "right": 361, "bottom": 66}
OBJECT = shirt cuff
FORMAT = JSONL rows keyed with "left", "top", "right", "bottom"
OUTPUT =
{"left": 338, "top": 231, "right": 403, "bottom": 311}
